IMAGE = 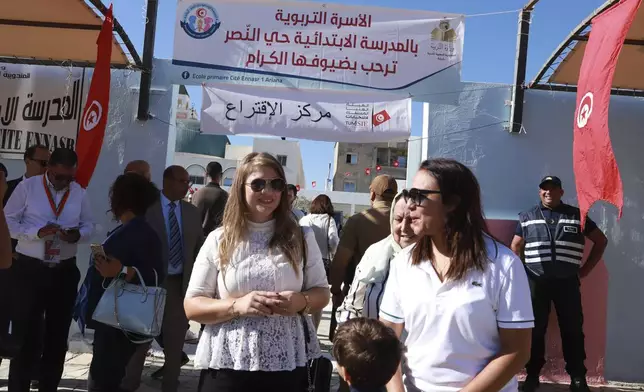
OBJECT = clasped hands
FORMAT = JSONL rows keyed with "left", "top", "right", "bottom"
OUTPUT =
{"left": 234, "top": 291, "right": 307, "bottom": 317}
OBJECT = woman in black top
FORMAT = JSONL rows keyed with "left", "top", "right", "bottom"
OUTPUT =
{"left": 87, "top": 173, "right": 165, "bottom": 392}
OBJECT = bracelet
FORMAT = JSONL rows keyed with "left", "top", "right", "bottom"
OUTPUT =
{"left": 299, "top": 292, "right": 311, "bottom": 314}
{"left": 230, "top": 299, "right": 240, "bottom": 319}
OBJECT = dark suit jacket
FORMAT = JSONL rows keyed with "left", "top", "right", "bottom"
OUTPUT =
{"left": 85, "top": 216, "right": 165, "bottom": 330}
{"left": 191, "top": 182, "right": 228, "bottom": 237}
{"left": 3, "top": 176, "right": 23, "bottom": 253}
{"left": 146, "top": 198, "right": 204, "bottom": 295}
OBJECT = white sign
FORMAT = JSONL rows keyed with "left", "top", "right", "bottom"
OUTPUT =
{"left": 174, "top": 0, "right": 464, "bottom": 91}
{"left": 201, "top": 84, "right": 411, "bottom": 143}
{"left": 0, "top": 64, "right": 86, "bottom": 159}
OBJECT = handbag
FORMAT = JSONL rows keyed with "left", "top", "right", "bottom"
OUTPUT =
{"left": 91, "top": 266, "right": 167, "bottom": 343}
{"left": 300, "top": 229, "right": 333, "bottom": 392}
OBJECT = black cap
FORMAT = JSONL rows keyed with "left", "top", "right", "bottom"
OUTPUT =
{"left": 539, "top": 176, "right": 562, "bottom": 188}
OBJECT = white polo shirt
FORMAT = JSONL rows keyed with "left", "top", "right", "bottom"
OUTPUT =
{"left": 380, "top": 236, "right": 534, "bottom": 392}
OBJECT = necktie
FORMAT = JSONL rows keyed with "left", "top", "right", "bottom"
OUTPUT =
{"left": 168, "top": 202, "right": 183, "bottom": 269}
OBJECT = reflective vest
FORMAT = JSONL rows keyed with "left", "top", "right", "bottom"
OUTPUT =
{"left": 519, "top": 204, "right": 585, "bottom": 278}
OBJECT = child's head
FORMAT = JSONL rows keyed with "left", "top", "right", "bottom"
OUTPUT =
{"left": 332, "top": 318, "right": 403, "bottom": 390}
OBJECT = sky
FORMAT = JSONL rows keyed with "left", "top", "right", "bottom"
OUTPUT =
{"left": 109, "top": 0, "right": 607, "bottom": 189}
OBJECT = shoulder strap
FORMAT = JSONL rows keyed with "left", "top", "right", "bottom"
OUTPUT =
{"left": 301, "top": 228, "right": 307, "bottom": 291}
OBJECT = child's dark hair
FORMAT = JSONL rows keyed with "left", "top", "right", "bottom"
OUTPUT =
{"left": 332, "top": 318, "right": 403, "bottom": 390}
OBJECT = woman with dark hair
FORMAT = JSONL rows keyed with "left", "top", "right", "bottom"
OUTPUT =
{"left": 380, "top": 158, "right": 534, "bottom": 392}
{"left": 299, "top": 194, "right": 339, "bottom": 328}
{"left": 85, "top": 173, "right": 165, "bottom": 392}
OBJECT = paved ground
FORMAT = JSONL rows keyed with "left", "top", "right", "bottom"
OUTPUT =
{"left": 0, "top": 306, "right": 642, "bottom": 391}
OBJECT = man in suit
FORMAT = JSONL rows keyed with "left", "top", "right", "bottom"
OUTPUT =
{"left": 0, "top": 144, "right": 49, "bottom": 386}
{"left": 122, "top": 166, "right": 204, "bottom": 392}
{"left": 191, "top": 161, "right": 228, "bottom": 237}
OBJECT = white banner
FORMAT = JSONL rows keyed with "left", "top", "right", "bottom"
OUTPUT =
{"left": 0, "top": 64, "right": 86, "bottom": 159}
{"left": 201, "top": 84, "right": 411, "bottom": 142}
{"left": 174, "top": 0, "right": 464, "bottom": 91}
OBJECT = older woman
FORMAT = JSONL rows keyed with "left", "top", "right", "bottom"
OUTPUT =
{"left": 380, "top": 158, "right": 534, "bottom": 392}
{"left": 336, "top": 191, "right": 418, "bottom": 322}
{"left": 184, "top": 152, "right": 330, "bottom": 392}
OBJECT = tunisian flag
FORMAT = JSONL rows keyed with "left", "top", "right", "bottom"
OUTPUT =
{"left": 75, "top": 5, "right": 113, "bottom": 188}
{"left": 573, "top": 0, "right": 641, "bottom": 228}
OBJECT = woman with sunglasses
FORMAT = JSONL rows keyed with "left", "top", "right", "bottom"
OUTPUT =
{"left": 184, "top": 152, "right": 330, "bottom": 392}
{"left": 380, "top": 158, "right": 534, "bottom": 392}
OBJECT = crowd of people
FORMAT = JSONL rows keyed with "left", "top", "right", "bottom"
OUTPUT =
{"left": 0, "top": 146, "right": 608, "bottom": 392}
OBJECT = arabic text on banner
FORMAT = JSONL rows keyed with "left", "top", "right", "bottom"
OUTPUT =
{"left": 201, "top": 84, "right": 411, "bottom": 143}
{"left": 173, "top": 0, "right": 464, "bottom": 90}
{"left": 0, "top": 64, "right": 86, "bottom": 159}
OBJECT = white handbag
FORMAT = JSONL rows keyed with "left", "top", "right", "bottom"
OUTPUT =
{"left": 92, "top": 267, "right": 167, "bottom": 343}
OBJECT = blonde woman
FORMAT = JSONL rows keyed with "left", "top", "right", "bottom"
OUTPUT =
{"left": 184, "top": 152, "right": 330, "bottom": 392}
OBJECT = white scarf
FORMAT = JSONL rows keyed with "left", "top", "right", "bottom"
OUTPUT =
{"left": 354, "top": 191, "right": 404, "bottom": 284}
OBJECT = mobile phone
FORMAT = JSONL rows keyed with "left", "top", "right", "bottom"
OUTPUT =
{"left": 90, "top": 244, "right": 106, "bottom": 259}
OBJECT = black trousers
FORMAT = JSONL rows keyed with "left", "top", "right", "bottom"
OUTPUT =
{"left": 88, "top": 324, "right": 141, "bottom": 392}
{"left": 199, "top": 367, "right": 308, "bottom": 392}
{"left": 8, "top": 255, "right": 80, "bottom": 392}
{"left": 526, "top": 274, "right": 587, "bottom": 378}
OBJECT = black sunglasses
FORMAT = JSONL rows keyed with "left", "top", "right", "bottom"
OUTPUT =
{"left": 402, "top": 188, "right": 441, "bottom": 205}
{"left": 246, "top": 178, "right": 286, "bottom": 193}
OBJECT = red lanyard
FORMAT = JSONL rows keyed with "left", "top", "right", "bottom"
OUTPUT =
{"left": 42, "top": 175, "right": 70, "bottom": 218}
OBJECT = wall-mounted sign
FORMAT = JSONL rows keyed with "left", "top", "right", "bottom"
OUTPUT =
{"left": 0, "top": 64, "right": 87, "bottom": 159}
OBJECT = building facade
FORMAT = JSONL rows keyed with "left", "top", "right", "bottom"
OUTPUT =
{"left": 332, "top": 142, "right": 408, "bottom": 193}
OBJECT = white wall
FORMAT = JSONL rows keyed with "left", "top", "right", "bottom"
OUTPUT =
{"left": 425, "top": 82, "right": 644, "bottom": 382}
{"left": 252, "top": 138, "right": 306, "bottom": 188}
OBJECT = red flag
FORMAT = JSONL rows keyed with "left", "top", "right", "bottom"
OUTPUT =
{"left": 373, "top": 110, "right": 391, "bottom": 127}
{"left": 311, "top": 181, "right": 317, "bottom": 188}
{"left": 573, "top": 0, "right": 640, "bottom": 228}
{"left": 75, "top": 5, "right": 113, "bottom": 188}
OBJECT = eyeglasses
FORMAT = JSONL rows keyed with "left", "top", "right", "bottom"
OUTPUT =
{"left": 402, "top": 188, "right": 441, "bottom": 205}
{"left": 246, "top": 178, "right": 286, "bottom": 193}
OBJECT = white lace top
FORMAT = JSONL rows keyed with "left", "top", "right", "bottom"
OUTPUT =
{"left": 186, "top": 220, "right": 328, "bottom": 371}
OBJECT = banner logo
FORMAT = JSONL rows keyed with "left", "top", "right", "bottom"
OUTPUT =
{"left": 181, "top": 3, "right": 221, "bottom": 39}
{"left": 577, "top": 92, "right": 593, "bottom": 129}
{"left": 373, "top": 110, "right": 391, "bottom": 126}
{"left": 431, "top": 20, "right": 458, "bottom": 42}
{"left": 83, "top": 101, "right": 103, "bottom": 131}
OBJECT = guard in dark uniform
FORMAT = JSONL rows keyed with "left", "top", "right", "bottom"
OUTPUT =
{"left": 511, "top": 176, "right": 608, "bottom": 392}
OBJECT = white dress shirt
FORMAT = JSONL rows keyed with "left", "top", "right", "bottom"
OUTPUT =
{"left": 160, "top": 192, "right": 184, "bottom": 275}
{"left": 5, "top": 174, "right": 94, "bottom": 261}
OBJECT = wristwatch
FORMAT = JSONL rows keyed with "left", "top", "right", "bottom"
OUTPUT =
{"left": 300, "top": 292, "right": 312, "bottom": 314}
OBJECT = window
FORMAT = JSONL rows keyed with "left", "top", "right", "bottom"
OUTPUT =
{"left": 186, "top": 164, "right": 206, "bottom": 186}
{"left": 375, "top": 148, "right": 407, "bottom": 168}
{"left": 343, "top": 180, "right": 357, "bottom": 192}
{"left": 189, "top": 175, "right": 205, "bottom": 185}
{"left": 345, "top": 153, "right": 358, "bottom": 165}
{"left": 223, "top": 177, "right": 233, "bottom": 186}
{"left": 277, "top": 155, "right": 288, "bottom": 166}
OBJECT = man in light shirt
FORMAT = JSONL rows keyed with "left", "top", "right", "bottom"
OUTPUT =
{"left": 4, "top": 148, "right": 93, "bottom": 392}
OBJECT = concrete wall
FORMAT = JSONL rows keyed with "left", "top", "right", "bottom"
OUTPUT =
{"left": 424, "top": 82, "right": 644, "bottom": 383}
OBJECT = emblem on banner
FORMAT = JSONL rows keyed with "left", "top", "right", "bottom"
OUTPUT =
{"left": 431, "top": 20, "right": 458, "bottom": 42}
{"left": 373, "top": 110, "right": 391, "bottom": 127}
{"left": 181, "top": 3, "right": 221, "bottom": 39}
{"left": 577, "top": 92, "right": 593, "bottom": 129}
{"left": 83, "top": 101, "right": 103, "bottom": 131}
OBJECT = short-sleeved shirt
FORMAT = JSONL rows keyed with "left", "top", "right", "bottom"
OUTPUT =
{"left": 515, "top": 203, "right": 597, "bottom": 238}
{"left": 379, "top": 236, "right": 534, "bottom": 392}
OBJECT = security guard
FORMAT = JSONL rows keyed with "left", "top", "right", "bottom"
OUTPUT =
{"left": 511, "top": 176, "right": 608, "bottom": 392}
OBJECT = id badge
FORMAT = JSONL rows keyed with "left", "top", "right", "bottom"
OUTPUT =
{"left": 44, "top": 234, "right": 61, "bottom": 264}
